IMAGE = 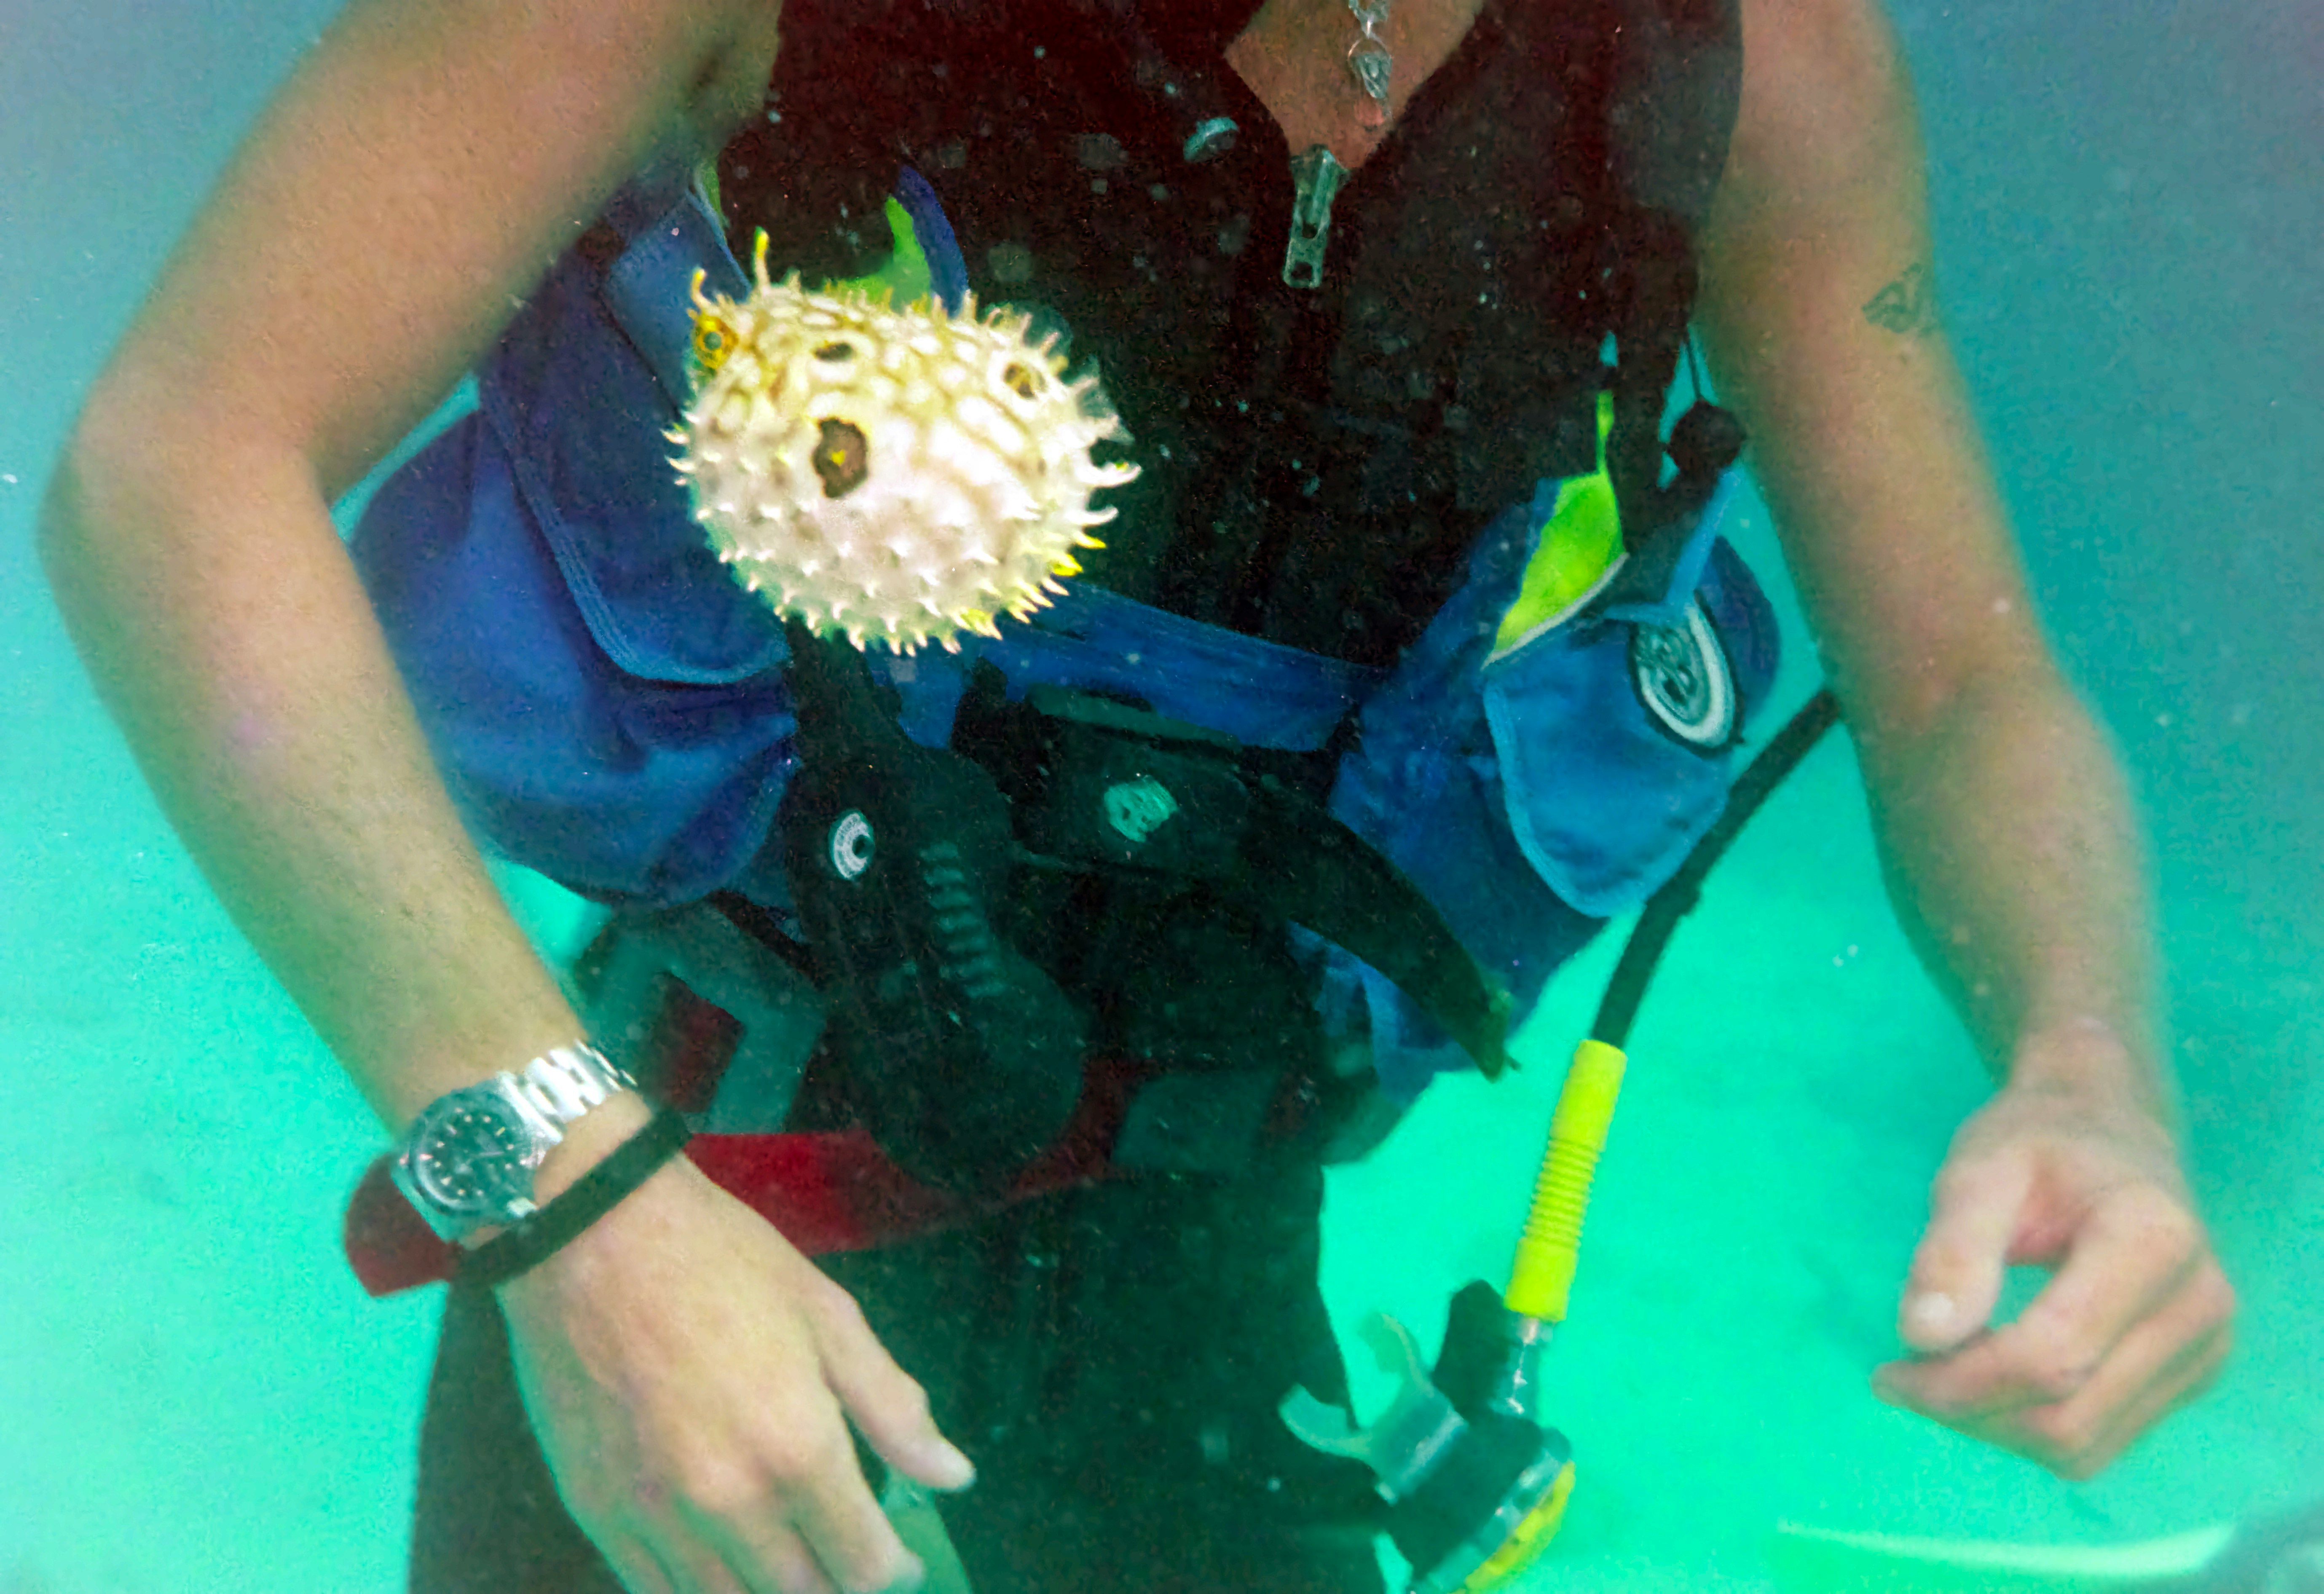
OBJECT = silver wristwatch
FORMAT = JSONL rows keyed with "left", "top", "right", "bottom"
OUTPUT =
{"left": 390, "top": 1042, "right": 639, "bottom": 1243}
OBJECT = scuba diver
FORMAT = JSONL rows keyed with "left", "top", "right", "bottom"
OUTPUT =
{"left": 40, "top": 0, "right": 2236, "bottom": 1590}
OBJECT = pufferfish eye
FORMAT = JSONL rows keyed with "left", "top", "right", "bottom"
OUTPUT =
{"left": 692, "top": 313, "right": 740, "bottom": 374}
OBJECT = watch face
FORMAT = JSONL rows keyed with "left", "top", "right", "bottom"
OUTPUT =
{"left": 408, "top": 1092, "right": 536, "bottom": 1221}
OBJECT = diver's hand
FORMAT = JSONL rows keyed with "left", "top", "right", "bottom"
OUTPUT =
{"left": 497, "top": 1152, "right": 975, "bottom": 1594}
{"left": 1874, "top": 1029, "right": 2234, "bottom": 1479}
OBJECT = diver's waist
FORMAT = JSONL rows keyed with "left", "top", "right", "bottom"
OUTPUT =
{"left": 344, "top": 1050, "right": 1349, "bottom": 1297}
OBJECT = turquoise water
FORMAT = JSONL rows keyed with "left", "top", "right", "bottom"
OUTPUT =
{"left": 3, "top": 1, "right": 2318, "bottom": 1590}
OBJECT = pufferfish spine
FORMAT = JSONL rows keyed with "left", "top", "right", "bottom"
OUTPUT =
{"left": 670, "top": 231, "right": 1140, "bottom": 653}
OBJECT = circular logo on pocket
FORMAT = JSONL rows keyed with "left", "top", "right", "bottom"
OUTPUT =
{"left": 1630, "top": 600, "right": 1735, "bottom": 751}
{"left": 1103, "top": 777, "right": 1178, "bottom": 845}
{"left": 828, "top": 810, "right": 874, "bottom": 880}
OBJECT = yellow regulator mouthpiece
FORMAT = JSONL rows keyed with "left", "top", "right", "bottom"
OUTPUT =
{"left": 672, "top": 230, "right": 1140, "bottom": 654}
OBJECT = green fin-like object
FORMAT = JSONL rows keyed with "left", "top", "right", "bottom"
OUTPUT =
{"left": 1767, "top": 1519, "right": 2237, "bottom": 1594}
{"left": 1774, "top": 1492, "right": 2324, "bottom": 1594}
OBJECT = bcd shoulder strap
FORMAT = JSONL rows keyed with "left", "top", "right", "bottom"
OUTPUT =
{"left": 1537, "top": 0, "right": 1747, "bottom": 602}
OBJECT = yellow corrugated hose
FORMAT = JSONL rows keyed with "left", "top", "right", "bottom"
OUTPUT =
{"left": 1508, "top": 1038, "right": 1627, "bottom": 1324}
{"left": 1445, "top": 1038, "right": 1627, "bottom": 1590}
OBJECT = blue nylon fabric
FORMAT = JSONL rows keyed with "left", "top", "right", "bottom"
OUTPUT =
{"left": 1324, "top": 476, "right": 1780, "bottom": 1100}
{"left": 1486, "top": 472, "right": 1768, "bottom": 917}
{"left": 351, "top": 416, "right": 801, "bottom": 907}
{"left": 351, "top": 159, "right": 1784, "bottom": 1101}
{"left": 600, "top": 166, "right": 753, "bottom": 412}
{"left": 477, "top": 180, "right": 783, "bottom": 688}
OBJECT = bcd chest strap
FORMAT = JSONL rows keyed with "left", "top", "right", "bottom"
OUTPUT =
{"left": 774, "top": 630, "right": 1510, "bottom": 1197}
{"left": 949, "top": 664, "right": 1514, "bottom": 1079}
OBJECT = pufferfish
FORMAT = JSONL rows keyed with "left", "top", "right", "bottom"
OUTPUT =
{"left": 670, "top": 231, "right": 1140, "bottom": 653}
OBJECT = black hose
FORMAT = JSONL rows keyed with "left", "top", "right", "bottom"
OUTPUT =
{"left": 1591, "top": 688, "right": 1842, "bottom": 1050}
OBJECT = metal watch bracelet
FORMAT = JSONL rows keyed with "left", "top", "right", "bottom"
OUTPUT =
{"left": 517, "top": 1042, "right": 633, "bottom": 1130}
{"left": 391, "top": 1041, "right": 641, "bottom": 1242}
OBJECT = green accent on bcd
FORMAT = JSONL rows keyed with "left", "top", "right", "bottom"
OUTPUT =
{"left": 700, "top": 156, "right": 935, "bottom": 310}
{"left": 1494, "top": 391, "right": 1624, "bottom": 652}
{"left": 836, "top": 196, "right": 935, "bottom": 308}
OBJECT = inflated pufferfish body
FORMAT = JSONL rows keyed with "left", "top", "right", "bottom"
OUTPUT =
{"left": 672, "top": 232, "right": 1139, "bottom": 653}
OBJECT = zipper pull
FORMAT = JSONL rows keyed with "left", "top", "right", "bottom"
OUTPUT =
{"left": 1283, "top": 144, "right": 1349, "bottom": 290}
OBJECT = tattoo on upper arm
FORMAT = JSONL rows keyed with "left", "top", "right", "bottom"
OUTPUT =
{"left": 1863, "top": 263, "right": 1941, "bottom": 336}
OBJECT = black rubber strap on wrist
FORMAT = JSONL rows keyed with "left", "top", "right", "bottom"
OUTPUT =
{"left": 457, "top": 1105, "right": 695, "bottom": 1291}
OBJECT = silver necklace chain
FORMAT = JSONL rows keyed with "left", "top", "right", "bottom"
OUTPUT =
{"left": 1346, "top": 0, "right": 1393, "bottom": 126}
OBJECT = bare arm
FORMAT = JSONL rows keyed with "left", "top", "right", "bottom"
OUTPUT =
{"left": 40, "top": 2, "right": 970, "bottom": 1586}
{"left": 1697, "top": 0, "right": 2160, "bottom": 1111}
{"left": 42, "top": 0, "right": 772, "bottom": 1133}
{"left": 1693, "top": 0, "right": 2231, "bottom": 1480}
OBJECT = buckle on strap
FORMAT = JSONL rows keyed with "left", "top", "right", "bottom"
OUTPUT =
{"left": 952, "top": 668, "right": 1514, "bottom": 1078}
